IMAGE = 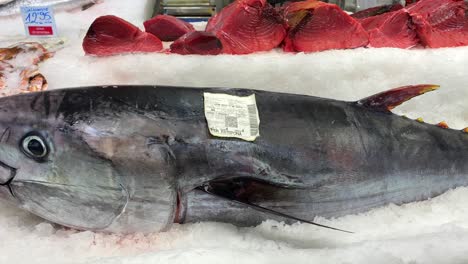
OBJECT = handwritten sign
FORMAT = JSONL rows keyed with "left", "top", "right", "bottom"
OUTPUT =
{"left": 20, "top": 6, "right": 57, "bottom": 37}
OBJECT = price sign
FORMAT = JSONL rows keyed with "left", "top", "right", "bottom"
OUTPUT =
{"left": 20, "top": 6, "right": 57, "bottom": 37}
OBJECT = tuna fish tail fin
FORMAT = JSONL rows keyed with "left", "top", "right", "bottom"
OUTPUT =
{"left": 356, "top": 84, "right": 439, "bottom": 112}
{"left": 197, "top": 184, "right": 354, "bottom": 234}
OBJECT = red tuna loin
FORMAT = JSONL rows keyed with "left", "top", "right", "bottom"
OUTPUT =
{"left": 170, "top": 31, "right": 223, "bottom": 55}
{"left": 83, "top": 15, "right": 163, "bottom": 56}
{"left": 283, "top": 0, "right": 369, "bottom": 52}
{"left": 358, "top": 7, "right": 419, "bottom": 48}
{"left": 407, "top": 0, "right": 468, "bottom": 48}
{"left": 351, "top": 3, "right": 404, "bottom": 19}
{"left": 405, "top": 0, "right": 419, "bottom": 5}
{"left": 205, "top": 0, "right": 286, "bottom": 54}
{"left": 144, "top": 15, "right": 195, "bottom": 41}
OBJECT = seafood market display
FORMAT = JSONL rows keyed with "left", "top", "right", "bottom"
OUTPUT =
{"left": 1, "top": 0, "right": 468, "bottom": 263}
{"left": 0, "top": 42, "right": 52, "bottom": 96}
{"left": 82, "top": 0, "right": 468, "bottom": 56}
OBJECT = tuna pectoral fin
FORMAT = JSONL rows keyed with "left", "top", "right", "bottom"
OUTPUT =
{"left": 197, "top": 183, "right": 353, "bottom": 234}
{"left": 356, "top": 84, "right": 439, "bottom": 112}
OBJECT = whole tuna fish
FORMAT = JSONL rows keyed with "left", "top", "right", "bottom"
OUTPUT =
{"left": 0, "top": 84, "right": 467, "bottom": 233}
{"left": 0, "top": 0, "right": 99, "bottom": 17}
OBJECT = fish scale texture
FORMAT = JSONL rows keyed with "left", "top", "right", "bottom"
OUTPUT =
{"left": 206, "top": 0, "right": 286, "bottom": 54}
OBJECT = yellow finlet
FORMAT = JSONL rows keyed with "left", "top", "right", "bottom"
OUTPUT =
{"left": 463, "top": 128, "right": 468, "bottom": 133}
{"left": 416, "top": 117, "right": 424, "bottom": 123}
{"left": 437, "top": 121, "right": 449, "bottom": 129}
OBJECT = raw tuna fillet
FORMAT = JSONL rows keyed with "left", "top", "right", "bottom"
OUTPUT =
{"left": 144, "top": 15, "right": 195, "bottom": 41}
{"left": 405, "top": 0, "right": 419, "bottom": 5}
{"left": 170, "top": 31, "right": 223, "bottom": 55}
{"left": 283, "top": 0, "right": 369, "bottom": 52}
{"left": 406, "top": 0, "right": 468, "bottom": 48}
{"left": 83, "top": 15, "right": 163, "bottom": 56}
{"left": 205, "top": 0, "right": 286, "bottom": 54}
{"left": 351, "top": 3, "right": 404, "bottom": 19}
{"left": 357, "top": 5, "right": 419, "bottom": 48}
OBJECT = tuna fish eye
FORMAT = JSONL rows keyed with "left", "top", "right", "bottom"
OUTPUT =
{"left": 20, "top": 134, "right": 48, "bottom": 160}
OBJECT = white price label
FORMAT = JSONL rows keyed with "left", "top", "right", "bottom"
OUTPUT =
{"left": 204, "top": 92, "right": 260, "bottom": 141}
{"left": 20, "top": 6, "right": 57, "bottom": 37}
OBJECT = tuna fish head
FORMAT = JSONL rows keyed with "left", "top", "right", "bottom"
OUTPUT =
{"left": 0, "top": 90, "right": 128, "bottom": 231}
{"left": 0, "top": 87, "right": 181, "bottom": 233}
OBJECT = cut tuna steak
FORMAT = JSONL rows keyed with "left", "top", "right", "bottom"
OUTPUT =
{"left": 357, "top": 5, "right": 419, "bottom": 48}
{"left": 144, "top": 15, "right": 195, "bottom": 41}
{"left": 407, "top": 0, "right": 468, "bottom": 48}
{"left": 283, "top": 0, "right": 369, "bottom": 52}
{"left": 170, "top": 31, "right": 223, "bottom": 55}
{"left": 83, "top": 15, "right": 163, "bottom": 56}
{"left": 205, "top": 0, "right": 286, "bottom": 54}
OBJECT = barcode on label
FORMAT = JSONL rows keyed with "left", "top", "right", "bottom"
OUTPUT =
{"left": 203, "top": 92, "right": 260, "bottom": 141}
{"left": 247, "top": 104, "right": 258, "bottom": 136}
{"left": 225, "top": 116, "right": 238, "bottom": 128}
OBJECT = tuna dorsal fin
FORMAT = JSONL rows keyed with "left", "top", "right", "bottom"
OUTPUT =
{"left": 356, "top": 84, "right": 439, "bottom": 112}
{"left": 197, "top": 184, "right": 353, "bottom": 234}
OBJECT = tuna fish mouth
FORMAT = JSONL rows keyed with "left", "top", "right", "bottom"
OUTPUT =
{"left": 0, "top": 160, "right": 16, "bottom": 197}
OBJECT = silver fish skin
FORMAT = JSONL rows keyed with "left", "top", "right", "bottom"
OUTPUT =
{"left": 0, "top": 0, "right": 99, "bottom": 17}
{"left": 0, "top": 1, "right": 15, "bottom": 5}
{"left": 0, "top": 85, "right": 467, "bottom": 234}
